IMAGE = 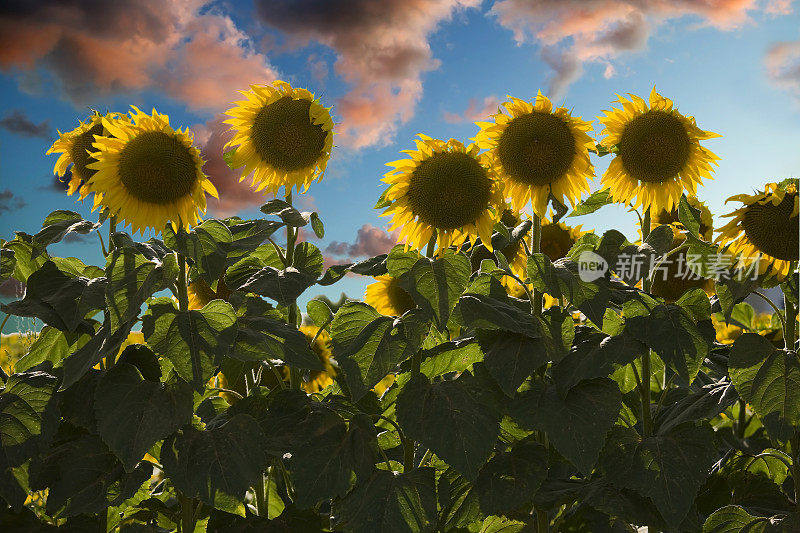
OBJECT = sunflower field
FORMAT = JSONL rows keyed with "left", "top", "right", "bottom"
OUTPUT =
{"left": 0, "top": 81, "right": 798, "bottom": 533}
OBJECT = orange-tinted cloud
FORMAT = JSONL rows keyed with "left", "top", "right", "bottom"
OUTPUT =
{"left": 490, "top": 0, "right": 795, "bottom": 97}
{"left": 443, "top": 95, "right": 501, "bottom": 123}
{"left": 254, "top": 0, "right": 481, "bottom": 148}
{"left": 0, "top": 0, "right": 277, "bottom": 110}
{"left": 765, "top": 40, "right": 800, "bottom": 103}
{"left": 325, "top": 224, "right": 401, "bottom": 259}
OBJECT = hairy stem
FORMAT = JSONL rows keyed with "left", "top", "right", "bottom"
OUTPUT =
{"left": 640, "top": 208, "right": 653, "bottom": 437}
{"left": 784, "top": 293, "right": 797, "bottom": 351}
{"left": 531, "top": 213, "right": 543, "bottom": 316}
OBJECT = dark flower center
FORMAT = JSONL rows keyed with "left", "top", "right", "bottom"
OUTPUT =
{"left": 69, "top": 123, "right": 104, "bottom": 181}
{"left": 407, "top": 151, "right": 492, "bottom": 230}
{"left": 251, "top": 96, "right": 328, "bottom": 172}
{"left": 118, "top": 131, "right": 198, "bottom": 204}
{"left": 541, "top": 223, "right": 576, "bottom": 260}
{"left": 618, "top": 110, "right": 691, "bottom": 184}
{"left": 742, "top": 192, "right": 799, "bottom": 261}
{"left": 496, "top": 112, "right": 576, "bottom": 186}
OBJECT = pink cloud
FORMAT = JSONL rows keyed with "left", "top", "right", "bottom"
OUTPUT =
{"left": 325, "top": 224, "right": 401, "bottom": 259}
{"left": 254, "top": 0, "right": 481, "bottom": 148}
{"left": 490, "top": 0, "right": 795, "bottom": 98}
{"left": 443, "top": 95, "right": 502, "bottom": 123}
{"left": 0, "top": 0, "right": 277, "bottom": 111}
{"left": 765, "top": 40, "right": 800, "bottom": 103}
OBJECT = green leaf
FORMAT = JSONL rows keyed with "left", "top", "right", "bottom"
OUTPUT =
{"left": 654, "top": 380, "right": 737, "bottom": 434}
{"left": 30, "top": 210, "right": 100, "bottom": 259}
{"left": 702, "top": 505, "right": 769, "bottom": 533}
{"left": 105, "top": 247, "right": 173, "bottom": 333}
{"left": 678, "top": 195, "right": 702, "bottom": 239}
{"left": 94, "top": 363, "right": 194, "bottom": 471}
{"left": 161, "top": 414, "right": 268, "bottom": 512}
{"left": 729, "top": 333, "right": 800, "bottom": 441}
{"left": 318, "top": 254, "right": 388, "bottom": 285}
{"left": 568, "top": 189, "right": 613, "bottom": 217}
{"left": 475, "top": 440, "right": 548, "bottom": 515}
{"left": 142, "top": 298, "right": 237, "bottom": 392}
{"left": 164, "top": 220, "right": 232, "bottom": 283}
{"left": 438, "top": 467, "right": 483, "bottom": 530}
{"left": 226, "top": 265, "right": 315, "bottom": 305}
{"left": 552, "top": 331, "right": 644, "bottom": 397}
{"left": 292, "top": 242, "right": 324, "bottom": 279}
{"left": 335, "top": 468, "right": 437, "bottom": 533}
{"left": 14, "top": 326, "right": 91, "bottom": 373}
{"left": 232, "top": 312, "right": 323, "bottom": 370}
{"left": 223, "top": 148, "right": 237, "bottom": 169}
{"left": 1, "top": 236, "right": 48, "bottom": 283}
{"left": 306, "top": 299, "right": 333, "bottom": 329}
{"left": 397, "top": 372, "right": 501, "bottom": 480}
{"left": 386, "top": 245, "right": 422, "bottom": 278}
{"left": 260, "top": 199, "right": 312, "bottom": 227}
{"left": 337, "top": 310, "right": 428, "bottom": 401}
{"left": 601, "top": 423, "right": 716, "bottom": 529}
{"left": 1, "top": 261, "right": 104, "bottom": 335}
{"left": 510, "top": 378, "right": 620, "bottom": 474}
{"left": 624, "top": 303, "right": 712, "bottom": 383}
{"left": 478, "top": 515, "right": 526, "bottom": 533}
{"left": 397, "top": 250, "right": 471, "bottom": 329}
{"left": 30, "top": 431, "right": 151, "bottom": 517}
{"left": 0, "top": 370, "right": 59, "bottom": 467}
{"left": 60, "top": 319, "right": 133, "bottom": 390}
{"left": 290, "top": 411, "right": 377, "bottom": 507}
{"left": 478, "top": 331, "right": 548, "bottom": 397}
{"left": 310, "top": 212, "right": 325, "bottom": 238}
{"left": 458, "top": 294, "right": 540, "bottom": 338}
{"left": 645, "top": 224, "right": 675, "bottom": 256}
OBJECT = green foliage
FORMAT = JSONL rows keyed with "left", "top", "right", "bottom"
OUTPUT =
{"left": 1, "top": 195, "right": 797, "bottom": 533}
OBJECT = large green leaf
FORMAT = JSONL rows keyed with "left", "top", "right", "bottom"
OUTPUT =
{"left": 552, "top": 330, "right": 644, "bottom": 397}
{"left": 397, "top": 372, "right": 501, "bottom": 480}
{"left": 729, "top": 333, "right": 800, "bottom": 441}
{"left": 29, "top": 430, "right": 151, "bottom": 517}
{"left": 478, "top": 330, "right": 548, "bottom": 397}
{"left": 568, "top": 189, "right": 613, "bottom": 217}
{"left": 624, "top": 303, "right": 713, "bottom": 383}
{"left": 226, "top": 265, "right": 316, "bottom": 305}
{"left": 105, "top": 247, "right": 174, "bottom": 332}
{"left": 601, "top": 422, "right": 717, "bottom": 529}
{"left": 475, "top": 440, "right": 548, "bottom": 515}
{"left": 654, "top": 380, "right": 737, "bottom": 434}
{"left": 397, "top": 250, "right": 471, "bottom": 329}
{"left": 164, "top": 220, "right": 232, "bottom": 284}
{"left": 0, "top": 370, "right": 59, "bottom": 467}
{"left": 337, "top": 310, "right": 428, "bottom": 401}
{"left": 510, "top": 378, "right": 620, "bottom": 474}
{"left": 59, "top": 318, "right": 133, "bottom": 390}
{"left": 1, "top": 261, "right": 104, "bottom": 334}
{"left": 457, "top": 294, "right": 540, "bottom": 338}
{"left": 14, "top": 326, "right": 91, "bottom": 373}
{"left": 142, "top": 298, "right": 237, "bottom": 392}
{"left": 438, "top": 467, "right": 482, "bottom": 530}
{"left": 702, "top": 505, "right": 768, "bottom": 532}
{"left": 232, "top": 312, "right": 323, "bottom": 370}
{"left": 335, "top": 468, "right": 437, "bottom": 533}
{"left": 28, "top": 210, "right": 100, "bottom": 258}
{"left": 290, "top": 411, "right": 377, "bottom": 507}
{"left": 94, "top": 363, "right": 194, "bottom": 471}
{"left": 318, "top": 255, "right": 388, "bottom": 286}
{"left": 161, "top": 414, "right": 268, "bottom": 512}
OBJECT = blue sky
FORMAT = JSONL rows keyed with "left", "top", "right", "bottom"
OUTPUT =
{"left": 0, "top": 0, "right": 798, "bottom": 330}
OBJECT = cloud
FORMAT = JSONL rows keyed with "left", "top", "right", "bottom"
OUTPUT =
{"left": 443, "top": 95, "right": 501, "bottom": 123}
{"left": 325, "top": 224, "right": 400, "bottom": 259}
{"left": 489, "top": 0, "right": 794, "bottom": 98}
{"left": 0, "top": 109, "right": 50, "bottom": 138}
{"left": 0, "top": 0, "right": 277, "bottom": 111}
{"left": 0, "top": 189, "right": 26, "bottom": 213}
{"left": 765, "top": 40, "right": 800, "bottom": 103}
{"left": 254, "top": 0, "right": 481, "bottom": 148}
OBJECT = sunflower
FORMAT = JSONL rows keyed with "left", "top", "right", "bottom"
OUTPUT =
{"left": 597, "top": 87, "right": 720, "bottom": 214}
{"left": 540, "top": 220, "right": 586, "bottom": 307}
{"left": 365, "top": 275, "right": 416, "bottom": 316}
{"left": 649, "top": 196, "right": 715, "bottom": 302}
{"left": 187, "top": 278, "right": 231, "bottom": 310}
{"left": 381, "top": 135, "right": 503, "bottom": 254}
{"left": 85, "top": 107, "right": 218, "bottom": 234}
{"left": 716, "top": 181, "right": 799, "bottom": 280}
{"left": 474, "top": 92, "right": 595, "bottom": 217}
{"left": 298, "top": 326, "right": 336, "bottom": 393}
{"left": 47, "top": 112, "right": 128, "bottom": 198}
{"left": 224, "top": 80, "right": 334, "bottom": 195}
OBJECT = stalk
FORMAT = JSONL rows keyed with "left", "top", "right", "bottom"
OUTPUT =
{"left": 531, "top": 213, "right": 543, "bottom": 316}
{"left": 640, "top": 209, "right": 653, "bottom": 437}
{"left": 785, "top": 293, "right": 797, "bottom": 351}
{"left": 284, "top": 191, "right": 302, "bottom": 389}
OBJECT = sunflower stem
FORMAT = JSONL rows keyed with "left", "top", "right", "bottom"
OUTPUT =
{"left": 177, "top": 253, "right": 189, "bottom": 313}
{"left": 785, "top": 293, "right": 797, "bottom": 351}
{"left": 108, "top": 215, "right": 117, "bottom": 254}
{"left": 284, "top": 191, "right": 302, "bottom": 390}
{"left": 640, "top": 208, "right": 653, "bottom": 437}
{"left": 531, "top": 213, "right": 543, "bottom": 316}
{"left": 536, "top": 508, "right": 549, "bottom": 533}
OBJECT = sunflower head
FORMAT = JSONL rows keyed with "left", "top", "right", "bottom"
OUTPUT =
{"left": 540, "top": 220, "right": 585, "bottom": 261}
{"left": 598, "top": 87, "right": 720, "bottom": 214}
{"left": 474, "top": 92, "right": 595, "bottom": 217}
{"left": 380, "top": 135, "right": 503, "bottom": 254}
{"left": 47, "top": 112, "right": 129, "bottom": 199}
{"left": 187, "top": 277, "right": 231, "bottom": 310}
{"left": 365, "top": 275, "right": 416, "bottom": 316}
{"left": 298, "top": 325, "right": 336, "bottom": 392}
{"left": 716, "top": 180, "right": 799, "bottom": 280}
{"left": 224, "top": 80, "right": 334, "bottom": 196}
{"left": 652, "top": 195, "right": 713, "bottom": 241}
{"left": 85, "top": 106, "right": 218, "bottom": 235}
